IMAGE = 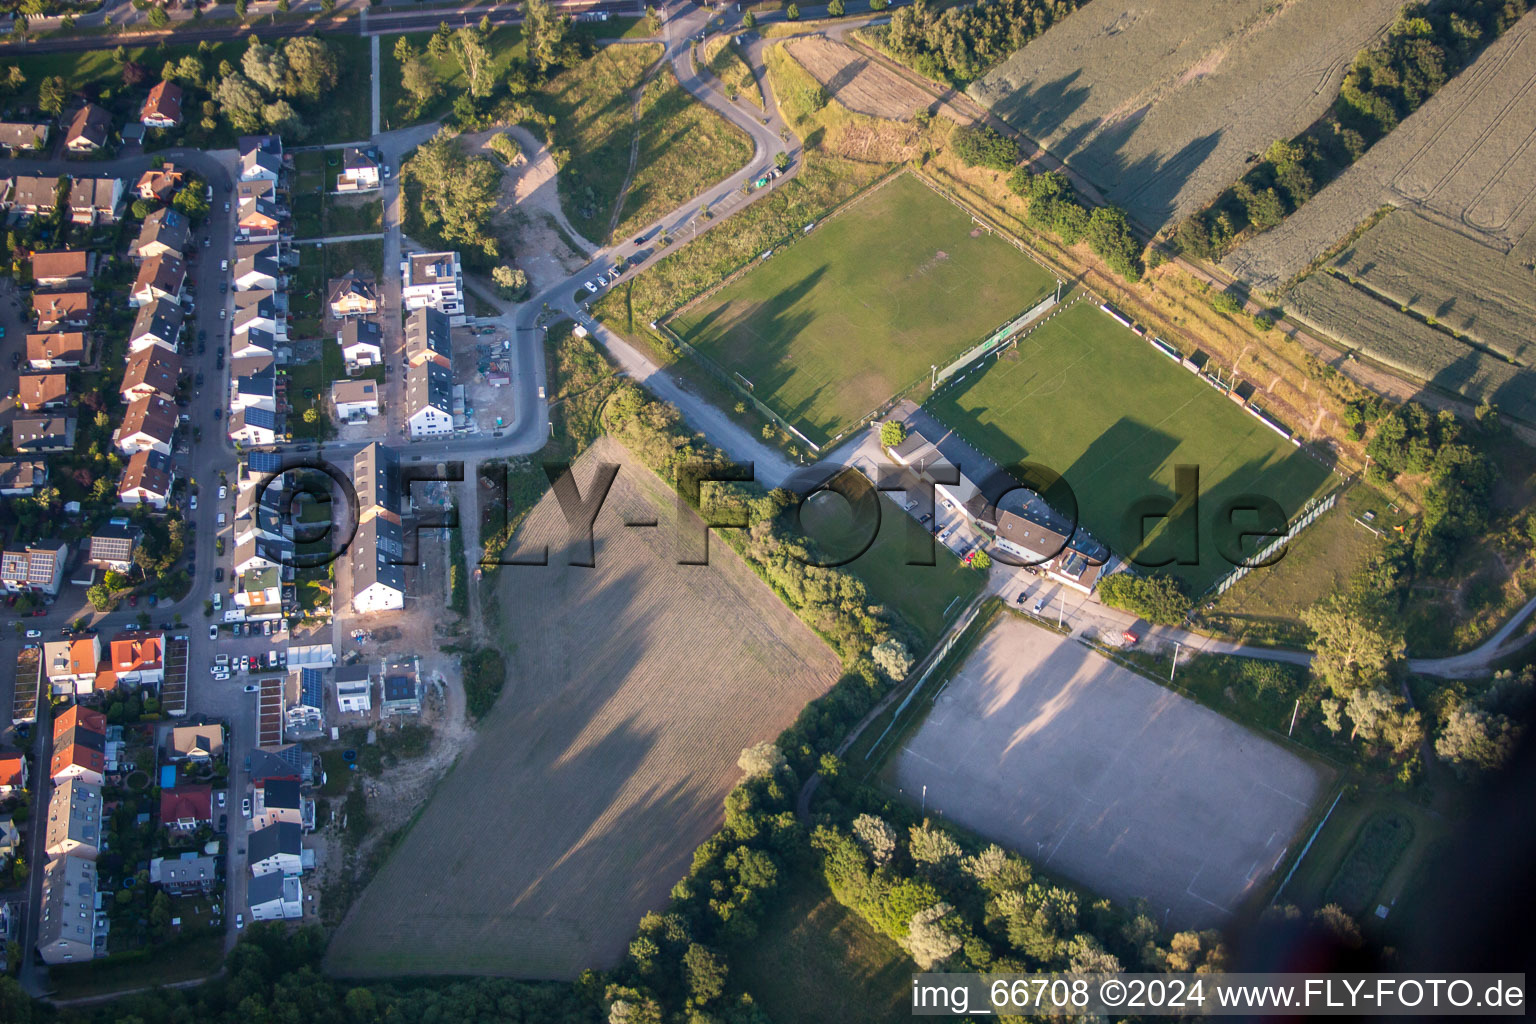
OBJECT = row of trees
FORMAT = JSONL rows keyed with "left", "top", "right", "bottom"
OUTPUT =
{"left": 1008, "top": 167, "right": 1144, "bottom": 280}
{"left": 1176, "top": 0, "right": 1533, "bottom": 260}
{"left": 879, "top": 0, "right": 1081, "bottom": 86}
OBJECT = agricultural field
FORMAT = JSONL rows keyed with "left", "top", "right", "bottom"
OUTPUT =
{"left": 926, "top": 298, "right": 1335, "bottom": 591}
{"left": 1226, "top": 8, "right": 1536, "bottom": 291}
{"left": 669, "top": 172, "right": 1057, "bottom": 447}
{"left": 326, "top": 439, "right": 842, "bottom": 979}
{"left": 1287, "top": 273, "right": 1536, "bottom": 422}
{"left": 615, "top": 68, "right": 754, "bottom": 243}
{"left": 888, "top": 617, "right": 1326, "bottom": 927}
{"left": 968, "top": 0, "right": 1405, "bottom": 230}
{"left": 785, "top": 35, "right": 936, "bottom": 121}
{"left": 1330, "top": 212, "right": 1536, "bottom": 366}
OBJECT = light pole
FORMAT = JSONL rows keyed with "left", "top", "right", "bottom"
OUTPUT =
{"left": 921, "top": 784, "right": 927, "bottom": 816}
{"left": 1170, "top": 640, "right": 1180, "bottom": 682}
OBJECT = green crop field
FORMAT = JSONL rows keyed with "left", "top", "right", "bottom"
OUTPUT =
{"left": 926, "top": 299, "right": 1334, "bottom": 591}
{"left": 669, "top": 173, "right": 1056, "bottom": 447}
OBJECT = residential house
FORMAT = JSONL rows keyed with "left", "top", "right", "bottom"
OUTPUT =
{"left": 238, "top": 135, "right": 283, "bottom": 183}
{"left": 235, "top": 177, "right": 277, "bottom": 206}
{"left": 151, "top": 854, "right": 219, "bottom": 895}
{"left": 108, "top": 630, "right": 164, "bottom": 688}
{"left": 233, "top": 294, "right": 285, "bottom": 342}
{"left": 0, "top": 815, "right": 18, "bottom": 867}
{"left": 129, "top": 254, "right": 186, "bottom": 308}
{"left": 128, "top": 299, "right": 183, "bottom": 353}
{"left": 230, "top": 327, "right": 277, "bottom": 361}
{"left": 34, "top": 292, "right": 93, "bottom": 330}
{"left": 236, "top": 566, "right": 283, "bottom": 618}
{"left": 405, "top": 307, "right": 452, "bottom": 368}
{"left": 0, "top": 542, "right": 67, "bottom": 595}
{"left": 30, "top": 250, "right": 91, "bottom": 287}
{"left": 234, "top": 248, "right": 281, "bottom": 291}
{"left": 0, "top": 752, "right": 26, "bottom": 797}
{"left": 121, "top": 345, "right": 181, "bottom": 402}
{"left": 7, "top": 175, "right": 61, "bottom": 218}
{"left": 0, "top": 459, "right": 47, "bottom": 496}
{"left": 247, "top": 871, "right": 303, "bottom": 921}
{"left": 245, "top": 744, "right": 314, "bottom": 787}
{"left": 86, "top": 523, "right": 140, "bottom": 572}
{"left": 132, "top": 207, "right": 190, "bottom": 261}
{"left": 17, "top": 373, "right": 68, "bottom": 411}
{"left": 50, "top": 706, "right": 107, "bottom": 786}
{"left": 327, "top": 272, "right": 377, "bottom": 319}
{"left": 232, "top": 536, "right": 292, "bottom": 576}
{"left": 235, "top": 478, "right": 286, "bottom": 544}
{"left": 248, "top": 821, "right": 302, "bottom": 877}
{"left": 12, "top": 416, "right": 77, "bottom": 453}
{"left": 228, "top": 406, "right": 280, "bottom": 446}
{"left": 64, "top": 104, "right": 112, "bottom": 152}
{"left": 65, "top": 177, "right": 124, "bottom": 225}
{"left": 26, "top": 331, "right": 86, "bottom": 367}
{"left": 350, "top": 517, "right": 405, "bottom": 613}
{"left": 45, "top": 778, "right": 102, "bottom": 861}
{"left": 232, "top": 364, "right": 277, "bottom": 414}
{"left": 354, "top": 443, "right": 402, "bottom": 525}
{"left": 339, "top": 318, "right": 382, "bottom": 368}
{"left": 237, "top": 196, "right": 280, "bottom": 240}
{"left": 405, "top": 359, "right": 454, "bottom": 438}
{"left": 134, "top": 162, "right": 184, "bottom": 202}
{"left": 113, "top": 394, "right": 177, "bottom": 455}
{"left": 331, "top": 379, "right": 379, "bottom": 421}
{"left": 400, "top": 250, "right": 465, "bottom": 323}
{"left": 159, "top": 785, "right": 212, "bottom": 832}
{"left": 337, "top": 146, "right": 381, "bottom": 191}
{"left": 167, "top": 724, "right": 225, "bottom": 763}
{"left": 37, "top": 855, "right": 99, "bottom": 963}
{"left": 254, "top": 777, "right": 304, "bottom": 830}
{"left": 381, "top": 669, "right": 422, "bottom": 716}
{"left": 43, "top": 638, "right": 101, "bottom": 697}
{"left": 283, "top": 668, "right": 324, "bottom": 733}
{"left": 334, "top": 663, "right": 373, "bottom": 713}
{"left": 0, "top": 122, "right": 49, "bottom": 152}
{"left": 139, "top": 81, "right": 184, "bottom": 128}
{"left": 118, "top": 449, "right": 175, "bottom": 509}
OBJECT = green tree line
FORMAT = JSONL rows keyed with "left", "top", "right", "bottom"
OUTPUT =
{"left": 876, "top": 0, "right": 1081, "bottom": 86}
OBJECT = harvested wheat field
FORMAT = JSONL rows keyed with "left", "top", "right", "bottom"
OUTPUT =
{"left": 1330, "top": 211, "right": 1536, "bottom": 367}
{"left": 787, "top": 35, "right": 938, "bottom": 120}
{"left": 1226, "top": 8, "right": 1536, "bottom": 291}
{"left": 327, "top": 439, "right": 842, "bottom": 979}
{"left": 970, "top": 0, "right": 1404, "bottom": 230}
{"left": 1287, "top": 273, "right": 1536, "bottom": 422}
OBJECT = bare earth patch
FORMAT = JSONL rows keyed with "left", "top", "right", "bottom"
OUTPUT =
{"left": 787, "top": 35, "right": 937, "bottom": 121}
{"left": 326, "top": 439, "right": 842, "bottom": 979}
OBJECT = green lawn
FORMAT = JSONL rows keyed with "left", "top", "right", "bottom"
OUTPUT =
{"left": 799, "top": 477, "right": 984, "bottom": 646}
{"left": 731, "top": 870, "right": 911, "bottom": 1024}
{"left": 324, "top": 196, "right": 384, "bottom": 236}
{"left": 671, "top": 173, "right": 1057, "bottom": 447}
{"left": 926, "top": 298, "right": 1336, "bottom": 591}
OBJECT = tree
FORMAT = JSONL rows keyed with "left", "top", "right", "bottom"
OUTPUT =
{"left": 741, "top": 10, "right": 756, "bottom": 28}
{"left": 234, "top": 0, "right": 247, "bottom": 19}
{"left": 87, "top": 583, "right": 113, "bottom": 611}
{"left": 644, "top": 4, "right": 660, "bottom": 33}
{"left": 775, "top": 150, "right": 789, "bottom": 171}
{"left": 951, "top": 124, "right": 1019, "bottom": 170}
{"left": 524, "top": 0, "right": 570, "bottom": 72}
{"left": 909, "top": 822, "right": 962, "bottom": 867}
{"left": 404, "top": 130, "right": 503, "bottom": 258}
{"left": 393, "top": 36, "right": 416, "bottom": 63}
{"left": 871, "top": 637, "right": 912, "bottom": 680}
{"left": 786, "top": 2, "right": 800, "bottom": 18}
{"left": 242, "top": 42, "right": 290, "bottom": 95}
{"left": 852, "top": 813, "right": 897, "bottom": 865}
{"left": 277, "top": 0, "right": 290, "bottom": 11}
{"left": 904, "top": 902, "right": 962, "bottom": 969}
{"left": 1097, "top": 573, "right": 1191, "bottom": 625}
{"left": 217, "top": 73, "right": 268, "bottom": 131}
{"left": 737, "top": 741, "right": 785, "bottom": 778}
{"left": 1302, "top": 592, "right": 1405, "bottom": 695}
{"left": 322, "top": 0, "right": 336, "bottom": 12}
{"left": 869, "top": 0, "right": 887, "bottom": 9}
{"left": 173, "top": 185, "right": 211, "bottom": 221}
{"left": 828, "top": 0, "right": 845, "bottom": 13}
{"left": 450, "top": 27, "right": 494, "bottom": 98}
{"left": 491, "top": 264, "right": 529, "bottom": 300}
{"left": 969, "top": 548, "right": 991, "bottom": 570}
{"left": 38, "top": 75, "right": 67, "bottom": 116}
{"left": 147, "top": 5, "right": 169, "bottom": 27}
{"left": 880, "top": 420, "right": 906, "bottom": 448}
{"left": 401, "top": 55, "right": 441, "bottom": 113}
{"left": 284, "top": 37, "right": 339, "bottom": 100}
{"left": 130, "top": 198, "right": 155, "bottom": 220}
{"left": 302, "top": 406, "right": 320, "bottom": 425}
{"left": 428, "top": 22, "right": 452, "bottom": 60}
{"left": 682, "top": 943, "right": 727, "bottom": 1004}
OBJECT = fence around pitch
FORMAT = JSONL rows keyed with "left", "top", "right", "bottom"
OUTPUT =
{"left": 1207, "top": 488, "right": 1341, "bottom": 598}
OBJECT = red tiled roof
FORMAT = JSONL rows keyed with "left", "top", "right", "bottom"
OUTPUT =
{"left": 160, "top": 785, "right": 212, "bottom": 824}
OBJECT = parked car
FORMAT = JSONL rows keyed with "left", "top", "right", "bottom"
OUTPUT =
{"left": 212, "top": 592, "right": 221, "bottom": 611}
{"left": 263, "top": 620, "right": 271, "bottom": 636}
{"left": 219, "top": 485, "right": 227, "bottom": 500}
{"left": 1031, "top": 597, "right": 1046, "bottom": 614}
{"left": 215, "top": 567, "right": 224, "bottom": 582}
{"left": 24, "top": 629, "right": 40, "bottom": 638}
{"left": 235, "top": 913, "right": 244, "bottom": 930}
{"left": 217, "top": 791, "right": 226, "bottom": 808}
{"left": 209, "top": 624, "right": 219, "bottom": 640}
{"left": 215, "top": 653, "right": 229, "bottom": 666}
{"left": 212, "top": 670, "right": 230, "bottom": 681}
{"left": 241, "top": 798, "right": 251, "bottom": 818}
{"left": 243, "top": 684, "right": 258, "bottom": 693}
{"left": 190, "top": 494, "right": 198, "bottom": 510}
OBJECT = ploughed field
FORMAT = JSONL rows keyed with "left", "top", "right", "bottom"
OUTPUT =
{"left": 669, "top": 172, "right": 1056, "bottom": 448}
{"left": 968, "top": 0, "right": 1405, "bottom": 230}
{"left": 326, "top": 439, "right": 842, "bottom": 979}
{"left": 925, "top": 298, "right": 1335, "bottom": 591}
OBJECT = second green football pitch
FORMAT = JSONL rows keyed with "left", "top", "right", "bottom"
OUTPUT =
{"left": 926, "top": 299, "right": 1335, "bottom": 591}
{"left": 669, "top": 173, "right": 1056, "bottom": 448}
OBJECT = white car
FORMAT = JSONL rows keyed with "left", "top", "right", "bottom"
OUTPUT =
{"left": 235, "top": 914, "right": 244, "bottom": 930}
{"left": 209, "top": 624, "right": 218, "bottom": 640}
{"left": 583, "top": 280, "right": 597, "bottom": 292}
{"left": 217, "top": 513, "right": 226, "bottom": 526}
{"left": 190, "top": 494, "right": 198, "bottom": 510}
{"left": 224, "top": 202, "right": 231, "bottom": 212}
{"left": 243, "top": 684, "right": 259, "bottom": 693}
{"left": 212, "top": 593, "right": 222, "bottom": 611}
{"left": 24, "top": 629, "right": 41, "bottom": 638}
{"left": 219, "top": 309, "right": 227, "bottom": 320}
{"left": 212, "top": 670, "right": 230, "bottom": 681}
{"left": 219, "top": 485, "right": 227, "bottom": 500}
{"left": 217, "top": 791, "right": 227, "bottom": 808}
{"left": 1032, "top": 597, "right": 1046, "bottom": 614}
{"left": 220, "top": 259, "right": 229, "bottom": 272}
{"left": 241, "top": 798, "right": 251, "bottom": 818}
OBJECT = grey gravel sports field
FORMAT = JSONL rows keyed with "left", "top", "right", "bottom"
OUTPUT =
{"left": 892, "top": 617, "right": 1326, "bottom": 927}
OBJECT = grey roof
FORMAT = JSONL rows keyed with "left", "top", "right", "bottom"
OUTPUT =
{"left": 231, "top": 406, "right": 279, "bottom": 434}
{"left": 262, "top": 777, "right": 300, "bottom": 811}
{"left": 382, "top": 675, "right": 418, "bottom": 704}
{"left": 131, "top": 297, "right": 183, "bottom": 344}
{"left": 234, "top": 252, "right": 280, "bottom": 282}
{"left": 136, "top": 207, "right": 190, "bottom": 255}
{"left": 405, "top": 307, "right": 451, "bottom": 363}
{"left": 236, "top": 364, "right": 276, "bottom": 399}
{"left": 351, "top": 516, "right": 404, "bottom": 596}
{"left": 248, "top": 820, "right": 301, "bottom": 863}
{"left": 406, "top": 359, "right": 453, "bottom": 417}
{"left": 247, "top": 868, "right": 285, "bottom": 905}
{"left": 335, "top": 663, "right": 372, "bottom": 685}
{"left": 353, "top": 442, "right": 400, "bottom": 517}
{"left": 339, "top": 318, "right": 382, "bottom": 351}
{"left": 343, "top": 146, "right": 379, "bottom": 170}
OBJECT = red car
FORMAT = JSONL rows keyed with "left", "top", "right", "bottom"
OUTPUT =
{"left": 32, "top": 608, "right": 46, "bottom": 617}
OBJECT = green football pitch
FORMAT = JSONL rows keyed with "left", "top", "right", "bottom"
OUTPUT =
{"left": 669, "top": 173, "right": 1056, "bottom": 448}
{"left": 926, "top": 299, "right": 1335, "bottom": 590}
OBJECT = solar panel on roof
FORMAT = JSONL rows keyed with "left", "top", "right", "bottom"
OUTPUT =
{"left": 247, "top": 451, "right": 283, "bottom": 473}
{"left": 301, "top": 668, "right": 323, "bottom": 709}
{"left": 1062, "top": 553, "right": 1086, "bottom": 577}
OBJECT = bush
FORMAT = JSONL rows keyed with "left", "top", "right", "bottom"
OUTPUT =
{"left": 1097, "top": 572, "right": 1192, "bottom": 625}
{"left": 460, "top": 646, "right": 507, "bottom": 721}
{"left": 951, "top": 124, "right": 1019, "bottom": 171}
{"left": 879, "top": 420, "right": 906, "bottom": 448}
{"left": 1209, "top": 290, "right": 1244, "bottom": 316}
